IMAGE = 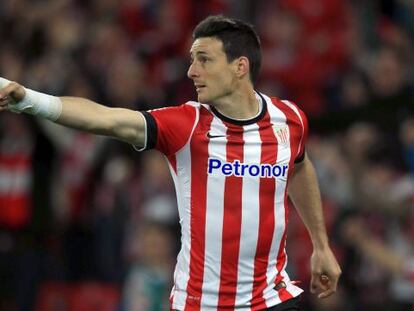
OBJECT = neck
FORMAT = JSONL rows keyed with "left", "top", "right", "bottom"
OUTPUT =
{"left": 211, "top": 85, "right": 259, "bottom": 120}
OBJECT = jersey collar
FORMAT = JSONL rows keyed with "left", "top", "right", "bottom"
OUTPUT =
{"left": 210, "top": 91, "right": 268, "bottom": 126}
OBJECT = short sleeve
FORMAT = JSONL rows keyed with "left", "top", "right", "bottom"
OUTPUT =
{"left": 295, "top": 108, "right": 309, "bottom": 163}
{"left": 143, "top": 103, "right": 198, "bottom": 156}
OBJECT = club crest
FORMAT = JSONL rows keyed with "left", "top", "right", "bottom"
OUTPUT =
{"left": 273, "top": 125, "right": 289, "bottom": 146}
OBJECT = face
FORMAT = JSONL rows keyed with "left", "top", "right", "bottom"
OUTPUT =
{"left": 188, "top": 37, "right": 239, "bottom": 104}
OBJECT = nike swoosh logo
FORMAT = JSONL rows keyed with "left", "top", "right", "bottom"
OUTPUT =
{"left": 206, "top": 132, "right": 227, "bottom": 139}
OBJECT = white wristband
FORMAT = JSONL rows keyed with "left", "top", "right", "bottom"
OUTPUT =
{"left": 9, "top": 88, "right": 63, "bottom": 121}
{"left": 1, "top": 77, "right": 62, "bottom": 121}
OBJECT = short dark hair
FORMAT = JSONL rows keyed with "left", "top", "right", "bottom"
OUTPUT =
{"left": 193, "top": 15, "right": 262, "bottom": 84}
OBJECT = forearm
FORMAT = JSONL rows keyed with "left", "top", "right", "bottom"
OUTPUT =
{"left": 59, "top": 97, "right": 116, "bottom": 134}
{"left": 288, "top": 154, "right": 329, "bottom": 249}
{"left": 58, "top": 97, "right": 145, "bottom": 145}
{"left": 289, "top": 155, "right": 341, "bottom": 298}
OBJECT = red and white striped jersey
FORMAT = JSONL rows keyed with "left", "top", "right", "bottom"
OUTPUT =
{"left": 141, "top": 92, "right": 308, "bottom": 310}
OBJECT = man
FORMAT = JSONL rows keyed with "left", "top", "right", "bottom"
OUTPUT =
{"left": 0, "top": 15, "right": 340, "bottom": 311}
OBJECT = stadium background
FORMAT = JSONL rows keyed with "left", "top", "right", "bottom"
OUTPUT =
{"left": 0, "top": 0, "right": 414, "bottom": 310}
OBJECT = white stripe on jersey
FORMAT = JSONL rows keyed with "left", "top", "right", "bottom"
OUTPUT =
{"left": 201, "top": 116, "right": 227, "bottom": 309}
{"left": 170, "top": 142, "right": 192, "bottom": 309}
{"left": 170, "top": 104, "right": 201, "bottom": 310}
{"left": 261, "top": 94, "right": 290, "bottom": 306}
{"left": 234, "top": 122, "right": 262, "bottom": 308}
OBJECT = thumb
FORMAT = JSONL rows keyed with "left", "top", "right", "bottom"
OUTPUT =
{"left": 310, "top": 273, "right": 322, "bottom": 294}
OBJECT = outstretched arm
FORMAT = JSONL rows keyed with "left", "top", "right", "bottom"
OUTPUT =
{"left": 0, "top": 78, "right": 146, "bottom": 147}
{"left": 288, "top": 153, "right": 341, "bottom": 298}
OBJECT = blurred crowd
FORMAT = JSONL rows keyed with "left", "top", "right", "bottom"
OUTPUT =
{"left": 0, "top": 0, "right": 413, "bottom": 310}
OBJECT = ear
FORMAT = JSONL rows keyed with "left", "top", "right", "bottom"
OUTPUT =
{"left": 234, "top": 56, "right": 250, "bottom": 79}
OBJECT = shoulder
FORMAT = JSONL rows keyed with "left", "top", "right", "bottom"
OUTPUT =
{"left": 266, "top": 95, "right": 308, "bottom": 124}
{"left": 269, "top": 96, "right": 304, "bottom": 114}
{"left": 148, "top": 101, "right": 199, "bottom": 112}
{"left": 147, "top": 101, "right": 201, "bottom": 120}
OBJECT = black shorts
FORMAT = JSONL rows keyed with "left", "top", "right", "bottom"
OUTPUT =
{"left": 266, "top": 296, "right": 303, "bottom": 311}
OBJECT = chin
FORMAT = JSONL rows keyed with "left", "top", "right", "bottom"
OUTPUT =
{"left": 197, "top": 94, "right": 209, "bottom": 103}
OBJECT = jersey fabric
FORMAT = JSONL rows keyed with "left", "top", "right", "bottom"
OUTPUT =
{"left": 140, "top": 92, "right": 308, "bottom": 310}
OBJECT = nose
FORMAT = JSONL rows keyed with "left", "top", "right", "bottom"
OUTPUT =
{"left": 187, "top": 61, "right": 199, "bottom": 79}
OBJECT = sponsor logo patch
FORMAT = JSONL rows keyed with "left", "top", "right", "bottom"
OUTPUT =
{"left": 208, "top": 158, "right": 288, "bottom": 178}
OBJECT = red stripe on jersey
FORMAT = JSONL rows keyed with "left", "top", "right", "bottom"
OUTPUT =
{"left": 217, "top": 124, "right": 244, "bottom": 310}
{"left": 271, "top": 98, "right": 304, "bottom": 301}
{"left": 169, "top": 294, "right": 174, "bottom": 309}
{"left": 167, "top": 154, "right": 177, "bottom": 174}
{"left": 250, "top": 113, "right": 278, "bottom": 310}
{"left": 184, "top": 107, "right": 214, "bottom": 311}
{"left": 295, "top": 107, "right": 309, "bottom": 159}
{"left": 276, "top": 283, "right": 292, "bottom": 302}
{"left": 274, "top": 190, "right": 293, "bottom": 302}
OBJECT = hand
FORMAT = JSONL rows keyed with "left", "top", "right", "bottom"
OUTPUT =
{"left": 0, "top": 78, "right": 26, "bottom": 112}
{"left": 310, "top": 247, "right": 341, "bottom": 299}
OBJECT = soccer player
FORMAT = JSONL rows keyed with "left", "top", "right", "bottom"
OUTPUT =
{"left": 0, "top": 15, "right": 340, "bottom": 311}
